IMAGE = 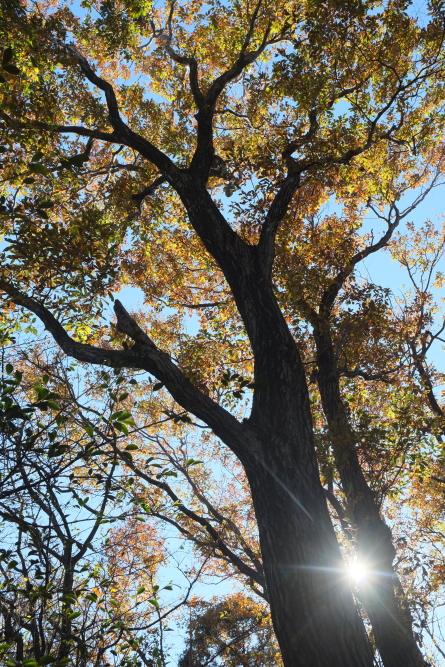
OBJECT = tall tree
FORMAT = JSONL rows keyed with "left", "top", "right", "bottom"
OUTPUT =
{"left": 2, "top": 0, "right": 445, "bottom": 665}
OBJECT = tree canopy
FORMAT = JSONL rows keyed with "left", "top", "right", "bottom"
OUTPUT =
{"left": 2, "top": 0, "right": 445, "bottom": 665}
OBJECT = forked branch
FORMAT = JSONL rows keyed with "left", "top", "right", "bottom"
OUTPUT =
{"left": 0, "top": 280, "right": 248, "bottom": 456}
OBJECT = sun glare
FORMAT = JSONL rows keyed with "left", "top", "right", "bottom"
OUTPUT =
{"left": 348, "top": 561, "right": 367, "bottom": 584}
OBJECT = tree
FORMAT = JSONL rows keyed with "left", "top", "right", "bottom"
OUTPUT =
{"left": 177, "top": 594, "right": 281, "bottom": 667}
{"left": 0, "top": 356, "right": 176, "bottom": 667}
{"left": 2, "top": 0, "right": 445, "bottom": 664}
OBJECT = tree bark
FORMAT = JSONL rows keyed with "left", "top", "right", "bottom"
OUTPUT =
{"left": 242, "top": 441, "right": 373, "bottom": 667}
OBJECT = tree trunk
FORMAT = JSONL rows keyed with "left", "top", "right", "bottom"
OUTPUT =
{"left": 315, "top": 328, "right": 427, "bottom": 667}
{"left": 242, "top": 440, "right": 374, "bottom": 667}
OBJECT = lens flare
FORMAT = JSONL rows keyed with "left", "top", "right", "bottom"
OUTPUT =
{"left": 348, "top": 560, "right": 367, "bottom": 584}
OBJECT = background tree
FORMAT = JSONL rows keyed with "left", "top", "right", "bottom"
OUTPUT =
{"left": 2, "top": 0, "right": 445, "bottom": 665}
{"left": 177, "top": 594, "right": 281, "bottom": 667}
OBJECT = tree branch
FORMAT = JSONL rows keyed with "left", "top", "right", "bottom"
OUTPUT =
{"left": 0, "top": 112, "right": 119, "bottom": 144}
{"left": 0, "top": 280, "right": 248, "bottom": 458}
{"left": 124, "top": 458, "right": 266, "bottom": 589}
{"left": 65, "top": 43, "right": 180, "bottom": 179}
{"left": 320, "top": 205, "right": 401, "bottom": 315}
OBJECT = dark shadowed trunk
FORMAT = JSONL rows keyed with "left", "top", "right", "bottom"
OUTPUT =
{"left": 242, "top": 444, "right": 373, "bottom": 667}
{"left": 315, "top": 322, "right": 427, "bottom": 667}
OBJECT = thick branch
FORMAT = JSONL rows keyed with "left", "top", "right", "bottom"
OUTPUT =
{"left": 258, "top": 172, "right": 301, "bottom": 272}
{"left": 131, "top": 176, "right": 168, "bottom": 204}
{"left": 0, "top": 281, "right": 248, "bottom": 457}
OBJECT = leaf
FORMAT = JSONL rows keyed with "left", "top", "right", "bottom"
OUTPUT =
{"left": 23, "top": 177, "right": 35, "bottom": 184}
{"left": 148, "top": 598, "right": 159, "bottom": 608}
{"left": 5, "top": 363, "right": 13, "bottom": 374}
{"left": 125, "top": 444, "right": 138, "bottom": 450}
{"left": 67, "top": 611, "right": 81, "bottom": 620}
{"left": 185, "top": 458, "right": 203, "bottom": 467}
{"left": 2, "top": 47, "right": 13, "bottom": 66}
{"left": 113, "top": 421, "right": 128, "bottom": 434}
{"left": 153, "top": 382, "right": 164, "bottom": 391}
{"left": 31, "top": 151, "right": 44, "bottom": 162}
{"left": 3, "top": 64, "right": 20, "bottom": 75}
{"left": 29, "top": 163, "right": 49, "bottom": 176}
{"left": 136, "top": 586, "right": 145, "bottom": 594}
{"left": 67, "top": 153, "right": 89, "bottom": 167}
{"left": 38, "top": 657, "right": 56, "bottom": 666}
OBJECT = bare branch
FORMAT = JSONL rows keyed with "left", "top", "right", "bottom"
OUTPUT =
{"left": 121, "top": 454, "right": 266, "bottom": 588}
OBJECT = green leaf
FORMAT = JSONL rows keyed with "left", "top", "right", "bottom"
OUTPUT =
{"left": 148, "top": 598, "right": 159, "bottom": 608}
{"left": 118, "top": 392, "right": 129, "bottom": 401}
{"left": 31, "top": 151, "right": 44, "bottom": 162}
{"left": 38, "top": 657, "right": 56, "bottom": 666}
{"left": 5, "top": 363, "right": 13, "bottom": 374}
{"left": 67, "top": 611, "right": 81, "bottom": 620}
{"left": 136, "top": 586, "right": 145, "bottom": 595}
{"left": 46, "top": 401, "right": 60, "bottom": 410}
{"left": 2, "top": 47, "right": 13, "bottom": 66}
{"left": 113, "top": 421, "right": 128, "bottom": 434}
{"left": 185, "top": 458, "right": 203, "bottom": 467}
{"left": 0, "top": 643, "right": 12, "bottom": 650}
{"left": 125, "top": 444, "right": 138, "bottom": 450}
{"left": 29, "top": 163, "right": 49, "bottom": 176}
{"left": 153, "top": 382, "right": 164, "bottom": 391}
{"left": 85, "top": 426, "right": 94, "bottom": 436}
{"left": 23, "top": 177, "right": 35, "bottom": 184}
{"left": 59, "top": 159, "right": 73, "bottom": 170}
{"left": 68, "top": 153, "right": 89, "bottom": 167}
{"left": 3, "top": 64, "right": 21, "bottom": 75}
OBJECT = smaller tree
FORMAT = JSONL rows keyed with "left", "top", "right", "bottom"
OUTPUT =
{"left": 178, "top": 594, "right": 281, "bottom": 667}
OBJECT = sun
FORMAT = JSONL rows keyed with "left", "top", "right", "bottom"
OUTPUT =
{"left": 348, "top": 560, "right": 367, "bottom": 584}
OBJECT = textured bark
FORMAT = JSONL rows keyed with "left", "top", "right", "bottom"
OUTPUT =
{"left": 242, "top": 442, "right": 373, "bottom": 667}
